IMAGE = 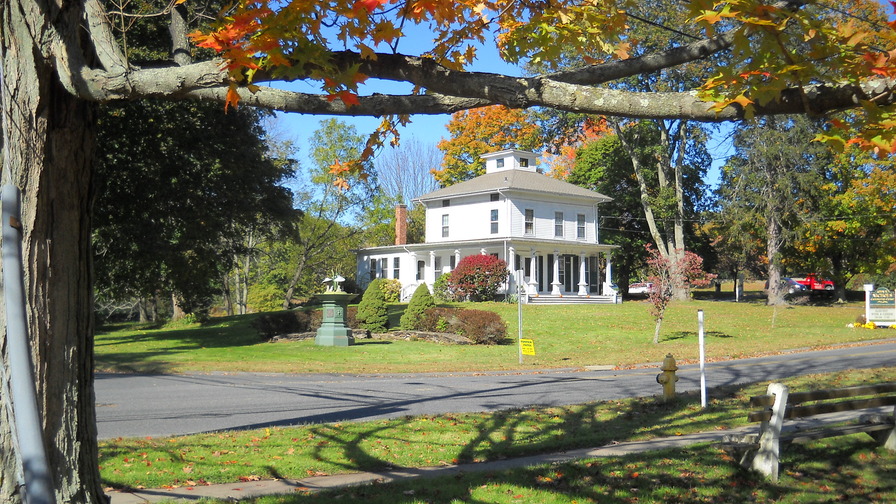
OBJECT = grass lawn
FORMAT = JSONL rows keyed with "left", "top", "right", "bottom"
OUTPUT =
{"left": 95, "top": 296, "right": 893, "bottom": 374}
{"left": 99, "top": 367, "right": 896, "bottom": 502}
{"left": 239, "top": 437, "right": 895, "bottom": 503}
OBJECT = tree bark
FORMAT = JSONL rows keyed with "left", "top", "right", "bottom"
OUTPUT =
{"left": 766, "top": 214, "right": 786, "bottom": 306}
{"left": 1, "top": 2, "right": 105, "bottom": 502}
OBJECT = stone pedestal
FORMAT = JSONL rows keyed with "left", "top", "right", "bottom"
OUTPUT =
{"left": 315, "top": 292, "right": 354, "bottom": 346}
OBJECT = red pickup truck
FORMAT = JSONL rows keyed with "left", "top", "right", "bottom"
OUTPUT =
{"left": 794, "top": 274, "right": 834, "bottom": 291}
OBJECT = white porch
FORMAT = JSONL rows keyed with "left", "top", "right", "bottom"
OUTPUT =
{"left": 358, "top": 239, "right": 618, "bottom": 303}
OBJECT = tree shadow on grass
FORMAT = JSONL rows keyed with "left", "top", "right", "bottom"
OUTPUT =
{"left": 664, "top": 330, "right": 732, "bottom": 341}
{"left": 117, "top": 389, "right": 895, "bottom": 503}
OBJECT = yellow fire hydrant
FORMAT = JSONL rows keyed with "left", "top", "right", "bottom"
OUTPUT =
{"left": 656, "top": 353, "right": 679, "bottom": 402}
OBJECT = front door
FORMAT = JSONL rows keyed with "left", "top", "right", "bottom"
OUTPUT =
{"left": 562, "top": 255, "right": 577, "bottom": 293}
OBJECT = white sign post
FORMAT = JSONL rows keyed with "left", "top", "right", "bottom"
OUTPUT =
{"left": 698, "top": 309, "right": 707, "bottom": 409}
{"left": 516, "top": 270, "right": 525, "bottom": 364}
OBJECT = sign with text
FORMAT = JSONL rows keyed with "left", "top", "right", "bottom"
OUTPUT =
{"left": 868, "top": 288, "right": 896, "bottom": 327}
{"left": 520, "top": 338, "right": 536, "bottom": 356}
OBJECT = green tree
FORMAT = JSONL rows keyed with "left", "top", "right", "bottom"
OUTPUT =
{"left": 93, "top": 100, "right": 295, "bottom": 318}
{"left": 280, "top": 119, "right": 379, "bottom": 307}
{"left": 531, "top": 0, "right": 715, "bottom": 299}
{"left": 355, "top": 279, "right": 389, "bottom": 333}
{"left": 717, "top": 116, "right": 830, "bottom": 305}
{"left": 568, "top": 133, "right": 650, "bottom": 292}
{"left": 400, "top": 283, "right": 436, "bottom": 330}
{"left": 789, "top": 147, "right": 896, "bottom": 301}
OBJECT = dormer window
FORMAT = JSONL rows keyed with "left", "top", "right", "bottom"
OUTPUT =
{"left": 520, "top": 158, "right": 529, "bottom": 167}
{"left": 496, "top": 159, "right": 504, "bottom": 168}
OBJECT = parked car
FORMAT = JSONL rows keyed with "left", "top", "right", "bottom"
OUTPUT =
{"left": 764, "top": 278, "right": 809, "bottom": 295}
{"left": 628, "top": 282, "right": 654, "bottom": 295}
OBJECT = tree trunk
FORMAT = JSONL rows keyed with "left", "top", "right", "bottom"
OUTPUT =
{"left": 766, "top": 214, "right": 786, "bottom": 306}
{"left": 138, "top": 298, "right": 153, "bottom": 323}
{"left": 1, "top": 3, "right": 106, "bottom": 503}
{"left": 171, "top": 293, "right": 186, "bottom": 320}
{"left": 222, "top": 273, "right": 234, "bottom": 316}
{"left": 282, "top": 255, "right": 308, "bottom": 309}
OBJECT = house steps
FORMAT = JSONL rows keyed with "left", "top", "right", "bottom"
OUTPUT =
{"left": 526, "top": 294, "right": 618, "bottom": 305}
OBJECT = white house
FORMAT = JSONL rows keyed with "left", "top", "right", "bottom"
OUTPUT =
{"left": 356, "top": 149, "right": 618, "bottom": 303}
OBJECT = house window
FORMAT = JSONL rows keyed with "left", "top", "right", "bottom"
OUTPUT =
{"left": 379, "top": 258, "right": 388, "bottom": 278}
{"left": 524, "top": 209, "right": 534, "bottom": 235}
{"left": 577, "top": 214, "right": 586, "bottom": 239}
{"left": 520, "top": 158, "right": 529, "bottom": 167}
{"left": 442, "top": 199, "right": 450, "bottom": 207}
{"left": 369, "top": 259, "right": 376, "bottom": 281}
{"left": 393, "top": 257, "right": 400, "bottom": 279}
{"left": 490, "top": 193, "right": 499, "bottom": 202}
{"left": 434, "top": 256, "right": 443, "bottom": 279}
{"left": 554, "top": 211, "right": 564, "bottom": 237}
{"left": 496, "top": 158, "right": 504, "bottom": 168}
{"left": 450, "top": 255, "right": 456, "bottom": 269}
{"left": 441, "top": 214, "right": 449, "bottom": 237}
{"left": 417, "top": 260, "right": 425, "bottom": 281}
{"left": 490, "top": 209, "right": 499, "bottom": 234}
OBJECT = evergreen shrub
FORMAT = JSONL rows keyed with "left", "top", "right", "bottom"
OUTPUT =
{"left": 355, "top": 279, "right": 389, "bottom": 333}
{"left": 400, "top": 283, "right": 436, "bottom": 329}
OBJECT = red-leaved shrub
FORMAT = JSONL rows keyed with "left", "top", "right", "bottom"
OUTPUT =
{"left": 449, "top": 254, "right": 509, "bottom": 301}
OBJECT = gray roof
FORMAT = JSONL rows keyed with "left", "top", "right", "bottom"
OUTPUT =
{"left": 417, "top": 170, "right": 611, "bottom": 203}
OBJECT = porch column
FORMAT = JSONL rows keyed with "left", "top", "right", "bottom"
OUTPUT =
{"left": 578, "top": 252, "right": 589, "bottom": 296}
{"left": 480, "top": 248, "right": 487, "bottom": 255}
{"left": 528, "top": 249, "right": 538, "bottom": 296}
{"left": 508, "top": 246, "right": 516, "bottom": 294}
{"left": 454, "top": 249, "right": 461, "bottom": 270}
{"left": 551, "top": 250, "right": 562, "bottom": 295}
{"left": 429, "top": 251, "right": 436, "bottom": 285}
{"left": 603, "top": 252, "right": 615, "bottom": 295}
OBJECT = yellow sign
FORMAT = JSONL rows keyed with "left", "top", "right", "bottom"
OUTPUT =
{"left": 520, "top": 338, "right": 535, "bottom": 356}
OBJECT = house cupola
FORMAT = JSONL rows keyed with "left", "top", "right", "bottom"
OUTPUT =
{"left": 480, "top": 149, "right": 539, "bottom": 174}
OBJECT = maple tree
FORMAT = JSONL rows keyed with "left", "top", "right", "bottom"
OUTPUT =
{"left": 4, "top": 1, "right": 896, "bottom": 503}
{"left": 645, "top": 244, "right": 713, "bottom": 343}
{"left": 435, "top": 105, "right": 542, "bottom": 185}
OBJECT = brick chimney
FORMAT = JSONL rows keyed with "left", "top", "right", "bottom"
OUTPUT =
{"left": 395, "top": 204, "right": 408, "bottom": 245}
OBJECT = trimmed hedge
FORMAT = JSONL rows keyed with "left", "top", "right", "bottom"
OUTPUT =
{"left": 252, "top": 306, "right": 360, "bottom": 341}
{"left": 251, "top": 310, "right": 313, "bottom": 341}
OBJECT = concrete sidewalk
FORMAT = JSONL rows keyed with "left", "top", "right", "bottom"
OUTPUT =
{"left": 106, "top": 426, "right": 749, "bottom": 503}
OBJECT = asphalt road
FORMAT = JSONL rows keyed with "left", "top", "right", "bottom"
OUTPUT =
{"left": 95, "top": 340, "right": 896, "bottom": 439}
